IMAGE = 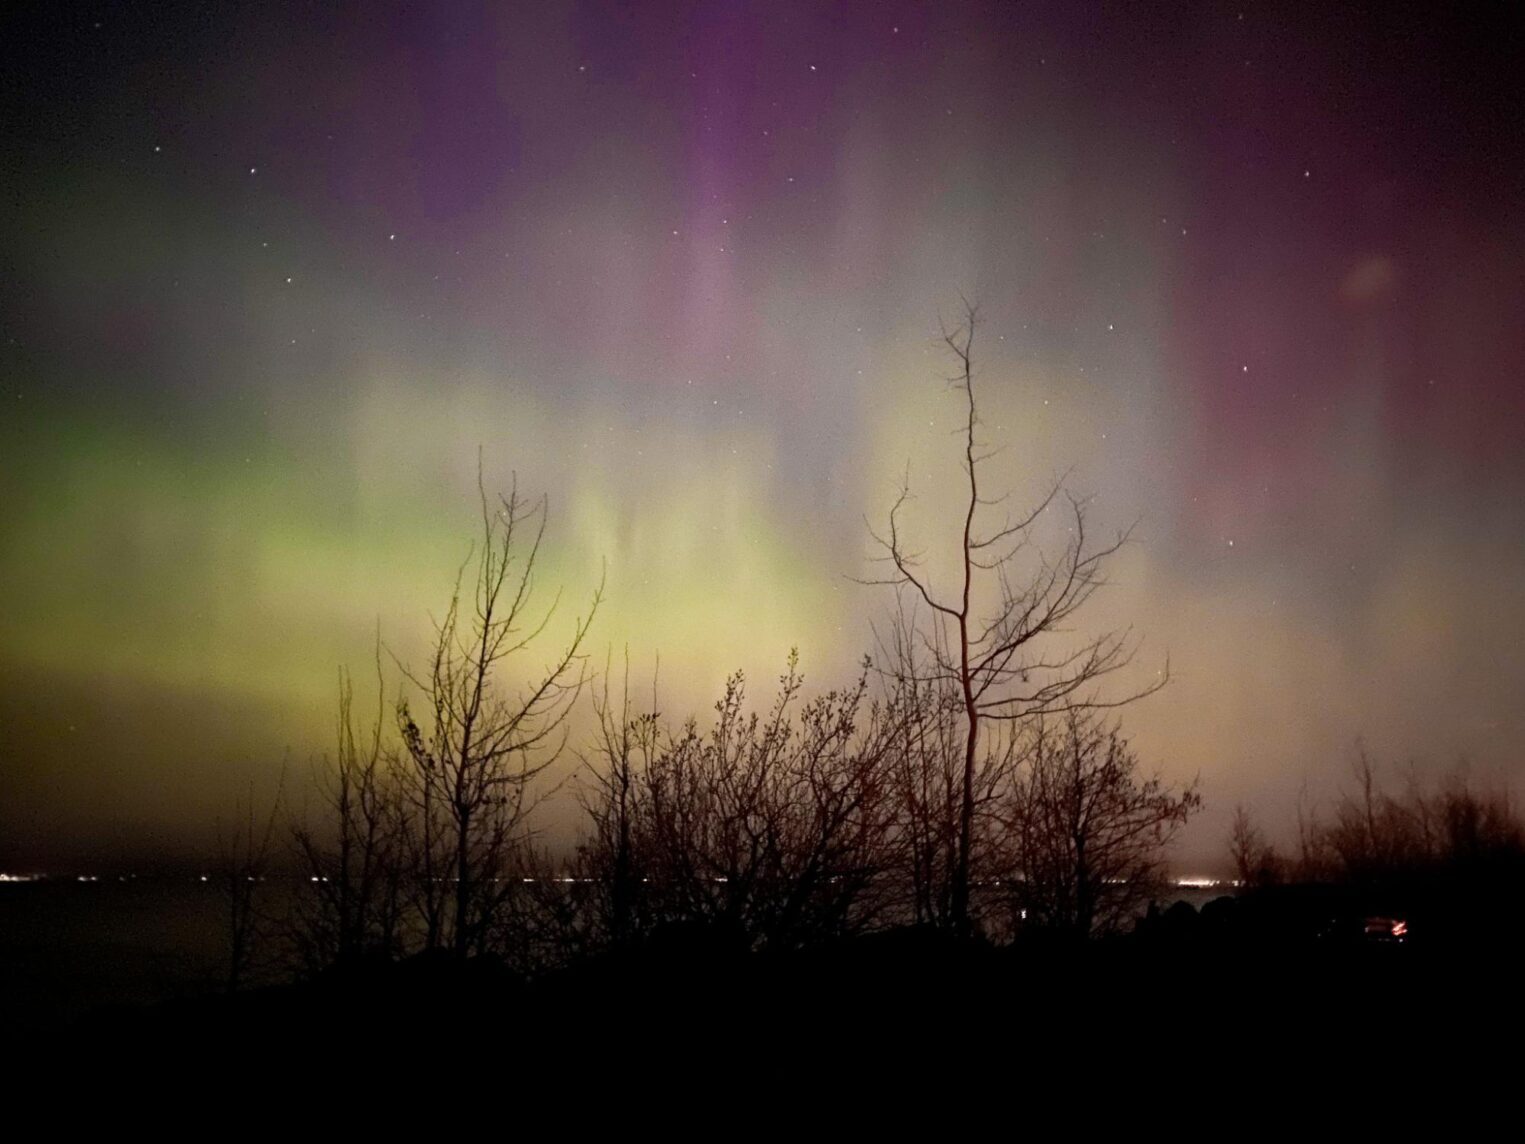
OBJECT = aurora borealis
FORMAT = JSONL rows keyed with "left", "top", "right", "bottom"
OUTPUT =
{"left": 3, "top": 1, "right": 1522, "bottom": 871}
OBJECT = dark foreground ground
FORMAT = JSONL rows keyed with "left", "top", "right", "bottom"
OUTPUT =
{"left": 6, "top": 884, "right": 1521, "bottom": 1102}
{"left": 25, "top": 897, "right": 1521, "bottom": 1080}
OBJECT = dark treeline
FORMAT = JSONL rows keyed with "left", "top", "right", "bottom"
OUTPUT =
{"left": 1217, "top": 753, "right": 1525, "bottom": 948}
{"left": 196, "top": 309, "right": 1521, "bottom": 1039}
{"left": 245, "top": 635, "right": 1199, "bottom": 985}
{"left": 217, "top": 309, "right": 1209, "bottom": 989}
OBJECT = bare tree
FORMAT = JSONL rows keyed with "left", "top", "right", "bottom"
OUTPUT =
{"left": 863, "top": 302, "right": 1164, "bottom": 934}
{"left": 291, "top": 654, "right": 404, "bottom": 972}
{"left": 573, "top": 653, "right": 906, "bottom": 953}
{"left": 575, "top": 649, "right": 663, "bottom": 951}
{"left": 491, "top": 650, "right": 666, "bottom": 974}
{"left": 396, "top": 471, "right": 602, "bottom": 958}
{"left": 1293, "top": 778, "right": 1333, "bottom": 882}
{"left": 878, "top": 599, "right": 1022, "bottom": 930}
{"left": 215, "top": 770, "right": 284, "bottom": 992}
{"left": 1228, "top": 804, "right": 1283, "bottom": 889}
{"left": 1000, "top": 710, "right": 1198, "bottom": 938}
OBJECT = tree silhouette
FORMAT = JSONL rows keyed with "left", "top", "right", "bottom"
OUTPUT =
{"left": 1000, "top": 710, "right": 1198, "bottom": 938}
{"left": 1228, "top": 804, "right": 1283, "bottom": 889}
{"left": 291, "top": 655, "right": 404, "bottom": 971}
{"left": 878, "top": 601, "right": 1022, "bottom": 929}
{"left": 215, "top": 769, "right": 284, "bottom": 992}
{"left": 575, "top": 649, "right": 663, "bottom": 951}
{"left": 572, "top": 653, "right": 907, "bottom": 953}
{"left": 863, "top": 302, "right": 1165, "bottom": 934}
{"left": 396, "top": 471, "right": 602, "bottom": 958}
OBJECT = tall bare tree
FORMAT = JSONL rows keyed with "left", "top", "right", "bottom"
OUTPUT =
{"left": 397, "top": 471, "right": 601, "bottom": 958}
{"left": 863, "top": 302, "right": 1164, "bottom": 934}
{"left": 878, "top": 599, "right": 1021, "bottom": 929}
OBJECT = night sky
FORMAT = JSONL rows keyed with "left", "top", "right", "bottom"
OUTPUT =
{"left": 3, "top": 1, "right": 1522, "bottom": 871}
